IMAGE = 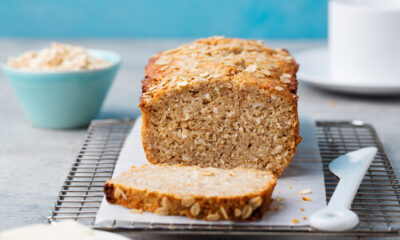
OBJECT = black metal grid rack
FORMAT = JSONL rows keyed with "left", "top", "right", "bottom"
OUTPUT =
{"left": 48, "top": 119, "right": 400, "bottom": 238}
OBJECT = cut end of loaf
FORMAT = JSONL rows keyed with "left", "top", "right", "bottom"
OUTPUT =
{"left": 104, "top": 164, "right": 276, "bottom": 221}
{"left": 141, "top": 80, "right": 300, "bottom": 176}
{"left": 139, "top": 36, "right": 301, "bottom": 176}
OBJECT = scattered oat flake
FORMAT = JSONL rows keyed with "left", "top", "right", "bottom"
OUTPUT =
{"left": 274, "top": 205, "right": 283, "bottom": 211}
{"left": 280, "top": 56, "right": 293, "bottom": 62}
{"left": 245, "top": 64, "right": 257, "bottom": 72}
{"left": 275, "top": 86, "right": 284, "bottom": 91}
{"left": 213, "top": 73, "right": 221, "bottom": 78}
{"left": 299, "top": 189, "right": 312, "bottom": 195}
{"left": 177, "top": 81, "right": 188, "bottom": 87}
{"left": 130, "top": 208, "right": 143, "bottom": 214}
{"left": 302, "top": 196, "right": 311, "bottom": 202}
{"left": 200, "top": 71, "right": 209, "bottom": 78}
{"left": 155, "top": 57, "right": 171, "bottom": 65}
{"left": 275, "top": 196, "right": 285, "bottom": 202}
{"left": 280, "top": 73, "right": 292, "bottom": 83}
{"left": 292, "top": 218, "right": 300, "bottom": 224}
{"left": 261, "top": 69, "right": 271, "bottom": 76}
{"left": 288, "top": 185, "right": 292, "bottom": 190}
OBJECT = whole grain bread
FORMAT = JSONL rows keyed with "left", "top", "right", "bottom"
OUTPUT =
{"left": 139, "top": 36, "right": 301, "bottom": 176}
{"left": 104, "top": 164, "right": 277, "bottom": 221}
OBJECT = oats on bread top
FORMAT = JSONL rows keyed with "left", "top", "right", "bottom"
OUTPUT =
{"left": 142, "top": 36, "right": 298, "bottom": 102}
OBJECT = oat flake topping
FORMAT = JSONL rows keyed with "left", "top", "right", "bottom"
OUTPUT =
{"left": 142, "top": 36, "right": 298, "bottom": 102}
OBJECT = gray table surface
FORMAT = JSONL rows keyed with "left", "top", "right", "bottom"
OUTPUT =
{"left": 0, "top": 39, "right": 399, "bottom": 239}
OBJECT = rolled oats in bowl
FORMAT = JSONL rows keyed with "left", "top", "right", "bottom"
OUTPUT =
{"left": 7, "top": 42, "right": 112, "bottom": 71}
{"left": 2, "top": 44, "right": 120, "bottom": 129}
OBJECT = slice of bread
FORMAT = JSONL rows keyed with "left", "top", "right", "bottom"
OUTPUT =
{"left": 104, "top": 164, "right": 277, "bottom": 221}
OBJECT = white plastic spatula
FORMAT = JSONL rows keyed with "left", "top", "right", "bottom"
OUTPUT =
{"left": 310, "top": 147, "right": 378, "bottom": 231}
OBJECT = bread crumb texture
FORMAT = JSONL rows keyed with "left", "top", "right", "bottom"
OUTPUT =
{"left": 104, "top": 164, "right": 277, "bottom": 221}
{"left": 140, "top": 36, "right": 301, "bottom": 176}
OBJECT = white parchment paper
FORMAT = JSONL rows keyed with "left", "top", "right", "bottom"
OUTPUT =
{"left": 95, "top": 116, "right": 326, "bottom": 226}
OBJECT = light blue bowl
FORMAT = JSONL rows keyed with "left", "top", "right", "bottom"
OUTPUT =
{"left": 2, "top": 49, "right": 121, "bottom": 129}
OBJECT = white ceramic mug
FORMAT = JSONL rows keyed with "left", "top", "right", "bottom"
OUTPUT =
{"left": 329, "top": 0, "right": 400, "bottom": 85}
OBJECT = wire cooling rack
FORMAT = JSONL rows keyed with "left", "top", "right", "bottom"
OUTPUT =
{"left": 48, "top": 119, "right": 400, "bottom": 238}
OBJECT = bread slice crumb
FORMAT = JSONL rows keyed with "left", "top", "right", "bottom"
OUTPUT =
{"left": 105, "top": 164, "right": 277, "bottom": 221}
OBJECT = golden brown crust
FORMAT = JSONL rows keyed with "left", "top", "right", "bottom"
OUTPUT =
{"left": 104, "top": 165, "right": 277, "bottom": 221}
{"left": 139, "top": 36, "right": 299, "bottom": 108}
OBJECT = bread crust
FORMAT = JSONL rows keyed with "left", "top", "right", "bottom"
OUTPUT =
{"left": 139, "top": 36, "right": 301, "bottom": 176}
{"left": 104, "top": 166, "right": 277, "bottom": 221}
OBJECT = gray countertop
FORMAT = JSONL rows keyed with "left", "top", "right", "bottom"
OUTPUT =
{"left": 0, "top": 39, "right": 399, "bottom": 238}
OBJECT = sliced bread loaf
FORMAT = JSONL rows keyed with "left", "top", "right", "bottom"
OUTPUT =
{"left": 139, "top": 36, "right": 301, "bottom": 176}
{"left": 104, "top": 164, "right": 277, "bottom": 221}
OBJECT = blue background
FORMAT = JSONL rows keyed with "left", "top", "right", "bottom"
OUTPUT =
{"left": 0, "top": 0, "right": 328, "bottom": 39}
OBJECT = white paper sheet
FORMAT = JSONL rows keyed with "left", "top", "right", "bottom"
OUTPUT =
{"left": 95, "top": 116, "right": 326, "bottom": 226}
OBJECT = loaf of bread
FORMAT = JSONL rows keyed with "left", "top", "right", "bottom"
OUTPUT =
{"left": 139, "top": 36, "right": 301, "bottom": 176}
{"left": 104, "top": 164, "right": 276, "bottom": 221}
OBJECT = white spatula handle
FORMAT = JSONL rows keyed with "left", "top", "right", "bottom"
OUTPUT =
{"left": 310, "top": 147, "right": 378, "bottom": 231}
{"left": 328, "top": 176, "right": 362, "bottom": 209}
{"left": 328, "top": 147, "right": 377, "bottom": 209}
